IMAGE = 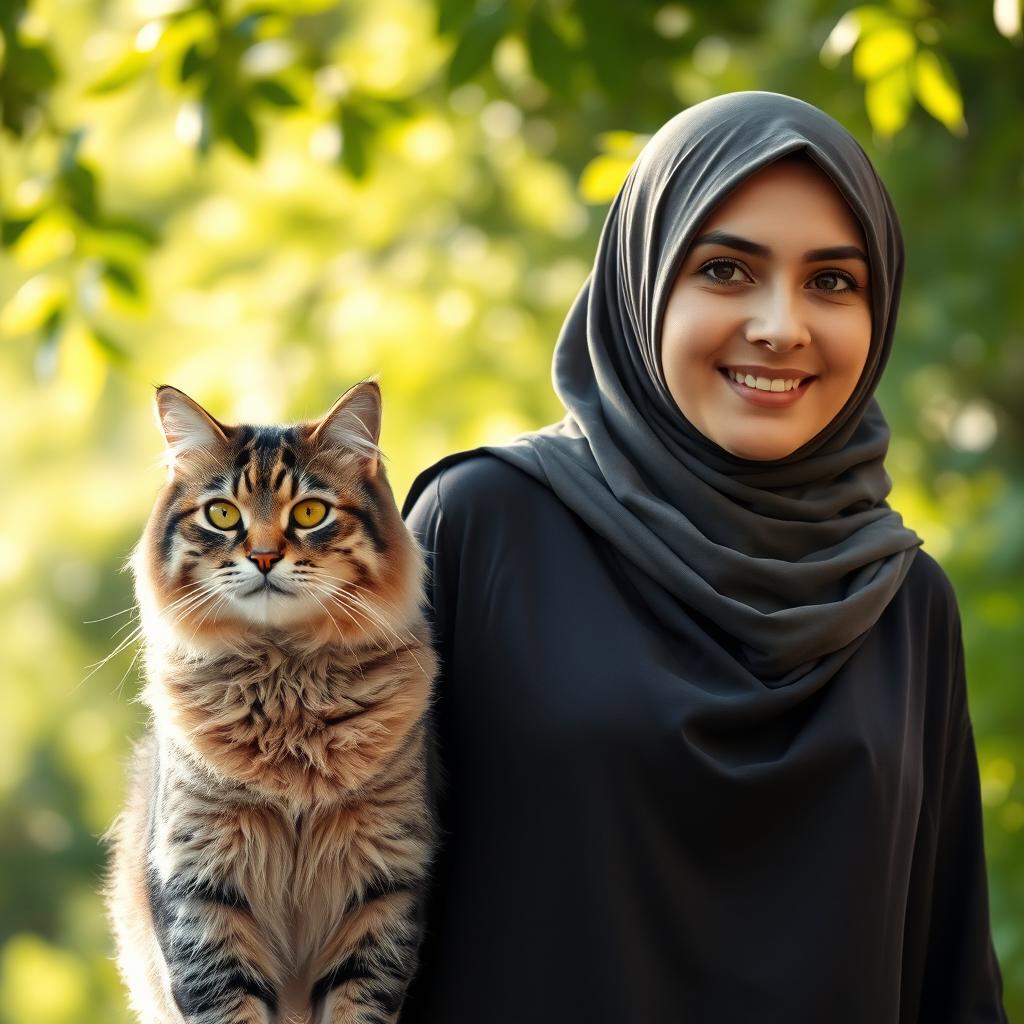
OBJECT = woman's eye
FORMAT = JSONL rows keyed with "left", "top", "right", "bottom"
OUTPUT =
{"left": 700, "top": 259, "right": 749, "bottom": 285}
{"left": 812, "top": 270, "right": 857, "bottom": 294}
{"left": 205, "top": 501, "right": 241, "bottom": 529}
{"left": 291, "top": 500, "right": 328, "bottom": 529}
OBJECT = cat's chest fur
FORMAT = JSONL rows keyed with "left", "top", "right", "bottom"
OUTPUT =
{"left": 147, "top": 633, "right": 431, "bottom": 801}
{"left": 148, "top": 637, "right": 432, "bottom": 977}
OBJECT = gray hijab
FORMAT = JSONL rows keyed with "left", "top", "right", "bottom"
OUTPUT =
{"left": 485, "top": 90, "right": 923, "bottom": 690}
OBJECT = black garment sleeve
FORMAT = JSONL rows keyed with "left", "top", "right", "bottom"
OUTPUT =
{"left": 914, "top": 610, "right": 1008, "bottom": 1023}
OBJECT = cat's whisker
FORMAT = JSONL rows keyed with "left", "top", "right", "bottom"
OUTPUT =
{"left": 185, "top": 589, "right": 232, "bottom": 646}
{"left": 302, "top": 581, "right": 383, "bottom": 653}
{"left": 317, "top": 586, "right": 430, "bottom": 680}
{"left": 299, "top": 585, "right": 359, "bottom": 669}
{"left": 84, "top": 606, "right": 137, "bottom": 624}
{"left": 327, "top": 585, "right": 420, "bottom": 650}
{"left": 75, "top": 621, "right": 149, "bottom": 692}
{"left": 171, "top": 585, "right": 226, "bottom": 629}
{"left": 301, "top": 570, "right": 419, "bottom": 645}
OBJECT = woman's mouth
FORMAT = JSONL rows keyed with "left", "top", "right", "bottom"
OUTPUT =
{"left": 718, "top": 367, "right": 817, "bottom": 408}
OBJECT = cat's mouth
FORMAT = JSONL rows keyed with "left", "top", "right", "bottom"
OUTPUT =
{"left": 241, "top": 579, "right": 295, "bottom": 598}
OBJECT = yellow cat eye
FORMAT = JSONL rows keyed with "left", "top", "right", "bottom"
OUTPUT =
{"left": 205, "top": 500, "right": 241, "bottom": 530}
{"left": 291, "top": 499, "right": 328, "bottom": 529}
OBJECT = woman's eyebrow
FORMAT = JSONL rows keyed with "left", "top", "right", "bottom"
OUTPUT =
{"left": 691, "top": 230, "right": 868, "bottom": 264}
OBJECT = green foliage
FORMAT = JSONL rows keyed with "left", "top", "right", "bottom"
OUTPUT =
{"left": 2, "top": 0, "right": 1023, "bottom": 1020}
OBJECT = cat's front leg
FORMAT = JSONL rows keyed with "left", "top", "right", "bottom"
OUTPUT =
{"left": 314, "top": 880, "right": 423, "bottom": 1024}
{"left": 146, "top": 863, "right": 280, "bottom": 1024}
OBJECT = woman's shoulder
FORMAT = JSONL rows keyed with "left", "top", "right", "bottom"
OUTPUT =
{"left": 401, "top": 448, "right": 555, "bottom": 528}
{"left": 900, "top": 545, "right": 962, "bottom": 630}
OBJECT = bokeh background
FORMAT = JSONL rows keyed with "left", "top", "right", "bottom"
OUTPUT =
{"left": 2, "top": 0, "right": 1023, "bottom": 1019}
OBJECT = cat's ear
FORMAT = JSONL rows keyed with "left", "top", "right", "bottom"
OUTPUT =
{"left": 154, "top": 386, "right": 229, "bottom": 475}
{"left": 309, "top": 379, "right": 382, "bottom": 476}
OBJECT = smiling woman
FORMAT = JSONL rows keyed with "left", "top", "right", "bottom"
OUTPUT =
{"left": 397, "top": 91, "right": 1008, "bottom": 1023}
{"left": 662, "top": 154, "right": 872, "bottom": 460}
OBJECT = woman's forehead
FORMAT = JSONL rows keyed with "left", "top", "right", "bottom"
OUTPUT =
{"left": 694, "top": 156, "right": 867, "bottom": 248}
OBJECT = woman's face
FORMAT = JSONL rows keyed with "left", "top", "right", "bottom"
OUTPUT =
{"left": 660, "top": 157, "right": 872, "bottom": 461}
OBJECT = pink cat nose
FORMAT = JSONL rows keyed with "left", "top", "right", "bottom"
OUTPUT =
{"left": 248, "top": 550, "right": 283, "bottom": 575}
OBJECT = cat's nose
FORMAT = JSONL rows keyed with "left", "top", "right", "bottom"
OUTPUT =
{"left": 248, "top": 549, "right": 283, "bottom": 575}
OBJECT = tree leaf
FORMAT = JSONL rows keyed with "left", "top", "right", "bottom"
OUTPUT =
{"left": 61, "top": 163, "right": 99, "bottom": 223}
{"left": 913, "top": 49, "right": 966, "bottom": 135}
{"left": 86, "top": 50, "right": 150, "bottom": 95}
{"left": 437, "top": 0, "right": 476, "bottom": 35}
{"left": 101, "top": 262, "right": 141, "bottom": 299}
{"left": 446, "top": 8, "right": 508, "bottom": 88}
{"left": 251, "top": 79, "right": 300, "bottom": 106}
{"left": 526, "top": 7, "right": 575, "bottom": 95}
{"left": 339, "top": 105, "right": 371, "bottom": 178}
{"left": 2, "top": 216, "right": 36, "bottom": 247}
{"left": 0, "top": 274, "right": 68, "bottom": 337}
{"left": 179, "top": 42, "right": 206, "bottom": 83}
{"left": 864, "top": 63, "right": 913, "bottom": 136}
{"left": 89, "top": 327, "right": 130, "bottom": 365}
{"left": 224, "top": 105, "right": 260, "bottom": 158}
{"left": 578, "top": 154, "right": 635, "bottom": 203}
{"left": 853, "top": 23, "right": 916, "bottom": 80}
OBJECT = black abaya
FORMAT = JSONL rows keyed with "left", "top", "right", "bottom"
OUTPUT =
{"left": 396, "top": 452, "right": 1007, "bottom": 1024}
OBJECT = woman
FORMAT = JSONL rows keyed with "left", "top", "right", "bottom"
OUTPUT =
{"left": 398, "top": 91, "right": 1007, "bottom": 1023}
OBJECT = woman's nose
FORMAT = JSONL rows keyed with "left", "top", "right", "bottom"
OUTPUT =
{"left": 744, "top": 283, "right": 811, "bottom": 351}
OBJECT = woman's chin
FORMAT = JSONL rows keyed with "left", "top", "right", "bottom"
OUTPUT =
{"left": 713, "top": 430, "right": 806, "bottom": 462}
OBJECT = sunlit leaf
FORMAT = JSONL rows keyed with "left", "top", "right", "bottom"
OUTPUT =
{"left": 156, "top": 9, "right": 218, "bottom": 92}
{"left": 0, "top": 274, "right": 68, "bottom": 337}
{"left": 10, "top": 208, "right": 76, "bottom": 268}
{"left": 913, "top": 49, "right": 967, "bottom": 135}
{"left": 596, "top": 130, "right": 647, "bottom": 157}
{"left": 578, "top": 154, "right": 635, "bottom": 203}
{"left": 230, "top": 0, "right": 338, "bottom": 14}
{"left": 864, "top": 63, "right": 913, "bottom": 135}
{"left": 853, "top": 23, "right": 916, "bottom": 79}
{"left": 86, "top": 50, "right": 150, "bottom": 95}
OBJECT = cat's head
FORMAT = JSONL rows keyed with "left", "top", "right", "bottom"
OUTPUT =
{"left": 133, "top": 380, "right": 423, "bottom": 650}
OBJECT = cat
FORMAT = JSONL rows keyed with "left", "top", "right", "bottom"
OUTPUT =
{"left": 102, "top": 380, "right": 438, "bottom": 1024}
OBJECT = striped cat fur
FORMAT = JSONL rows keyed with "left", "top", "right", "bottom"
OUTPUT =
{"left": 103, "top": 381, "right": 438, "bottom": 1024}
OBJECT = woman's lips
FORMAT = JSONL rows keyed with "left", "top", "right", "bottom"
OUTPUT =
{"left": 719, "top": 368, "right": 815, "bottom": 408}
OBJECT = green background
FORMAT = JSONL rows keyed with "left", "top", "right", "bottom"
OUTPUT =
{"left": 2, "top": 0, "right": 1022, "bottom": 1019}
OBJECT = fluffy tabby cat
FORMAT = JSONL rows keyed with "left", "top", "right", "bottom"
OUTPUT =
{"left": 103, "top": 381, "right": 437, "bottom": 1024}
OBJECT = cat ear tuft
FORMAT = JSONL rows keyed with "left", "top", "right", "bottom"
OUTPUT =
{"left": 154, "top": 386, "right": 228, "bottom": 474}
{"left": 310, "top": 379, "right": 382, "bottom": 475}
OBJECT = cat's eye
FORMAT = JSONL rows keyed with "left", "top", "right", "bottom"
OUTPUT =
{"left": 205, "top": 500, "right": 241, "bottom": 530}
{"left": 291, "top": 500, "right": 328, "bottom": 529}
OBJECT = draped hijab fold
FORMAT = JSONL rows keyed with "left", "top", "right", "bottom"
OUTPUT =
{"left": 424, "top": 91, "right": 923, "bottom": 691}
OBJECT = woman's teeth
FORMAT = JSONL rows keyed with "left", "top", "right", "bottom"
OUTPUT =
{"left": 725, "top": 369, "right": 808, "bottom": 392}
